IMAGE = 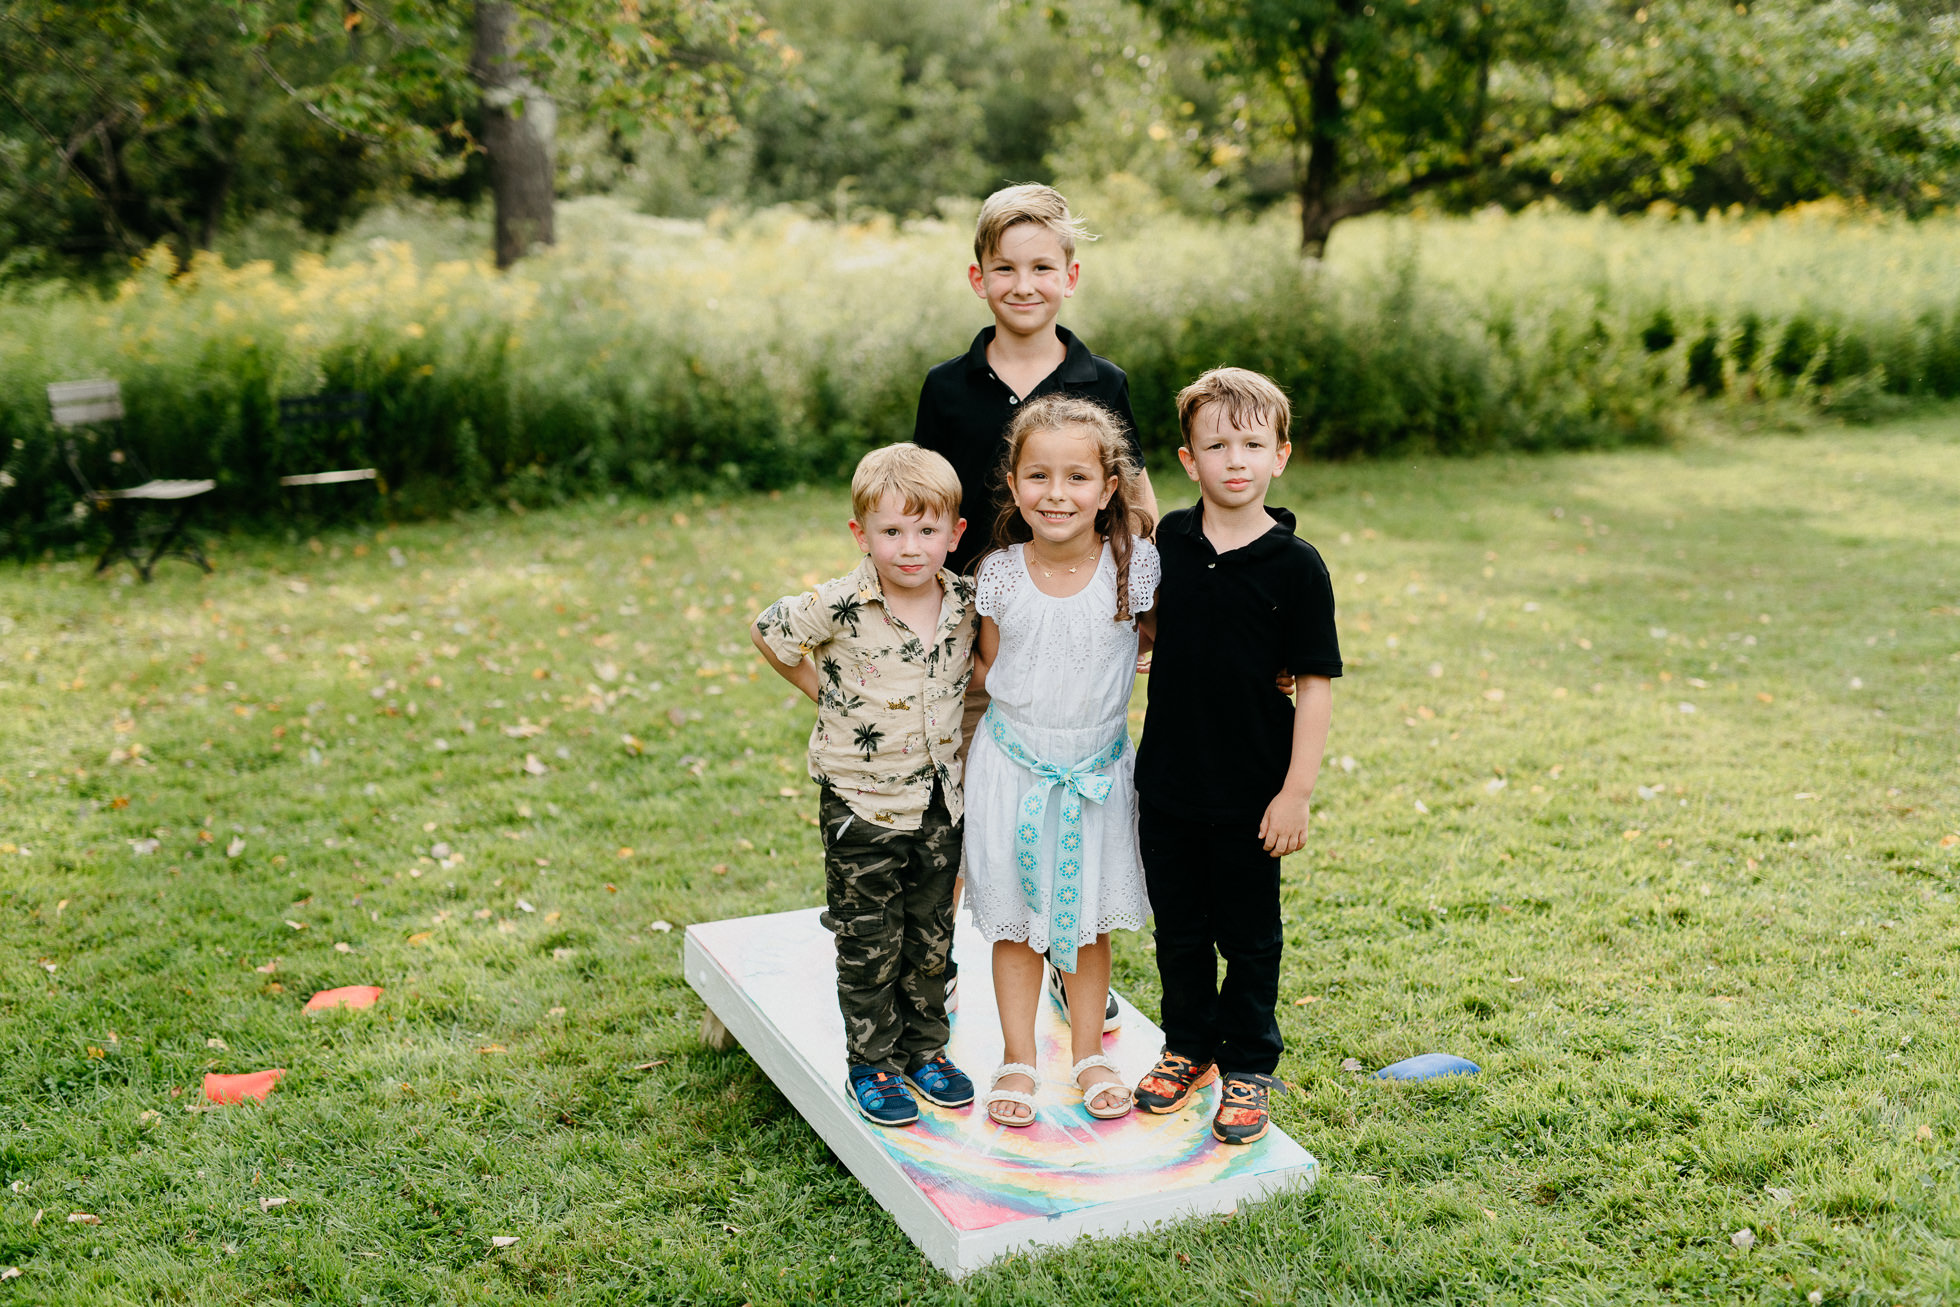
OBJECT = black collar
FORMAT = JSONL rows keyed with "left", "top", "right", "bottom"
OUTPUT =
{"left": 1173, "top": 500, "right": 1298, "bottom": 554}
{"left": 962, "top": 324, "right": 1099, "bottom": 386}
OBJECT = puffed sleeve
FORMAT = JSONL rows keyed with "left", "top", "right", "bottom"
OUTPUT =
{"left": 1127, "top": 538, "right": 1161, "bottom": 616}
{"left": 974, "top": 549, "right": 1019, "bottom": 619}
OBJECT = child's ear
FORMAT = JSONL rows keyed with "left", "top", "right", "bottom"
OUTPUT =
{"left": 967, "top": 262, "right": 987, "bottom": 299}
{"left": 1177, "top": 446, "right": 1199, "bottom": 481}
{"left": 1273, "top": 440, "right": 1293, "bottom": 477}
{"left": 848, "top": 518, "right": 870, "bottom": 554}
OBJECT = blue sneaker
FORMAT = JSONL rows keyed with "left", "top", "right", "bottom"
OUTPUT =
{"left": 904, "top": 1051, "right": 975, "bottom": 1108}
{"left": 846, "top": 1064, "right": 919, "bottom": 1127}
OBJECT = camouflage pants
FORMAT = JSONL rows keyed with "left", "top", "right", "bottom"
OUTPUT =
{"left": 819, "top": 783, "right": 959, "bottom": 1073}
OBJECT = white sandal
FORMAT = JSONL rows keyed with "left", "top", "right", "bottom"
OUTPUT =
{"left": 986, "top": 1063, "right": 1038, "bottom": 1127}
{"left": 1071, "top": 1054, "right": 1134, "bottom": 1120}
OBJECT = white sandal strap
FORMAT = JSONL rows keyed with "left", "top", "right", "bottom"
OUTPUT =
{"left": 990, "top": 1062, "right": 1037, "bottom": 1086}
{"left": 1069, "top": 1054, "right": 1119, "bottom": 1080}
{"left": 985, "top": 1088, "right": 1036, "bottom": 1108}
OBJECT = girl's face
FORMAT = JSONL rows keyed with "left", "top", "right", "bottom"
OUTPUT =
{"left": 1007, "top": 424, "right": 1117, "bottom": 551}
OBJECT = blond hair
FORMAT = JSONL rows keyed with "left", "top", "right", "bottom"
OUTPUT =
{"left": 850, "top": 443, "right": 962, "bottom": 524}
{"left": 1175, "top": 367, "right": 1293, "bottom": 448}
{"left": 992, "top": 395, "right": 1154, "bottom": 623}
{"left": 973, "top": 183, "right": 1094, "bottom": 266}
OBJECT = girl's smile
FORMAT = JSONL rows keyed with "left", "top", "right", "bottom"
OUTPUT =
{"left": 1007, "top": 425, "right": 1117, "bottom": 553}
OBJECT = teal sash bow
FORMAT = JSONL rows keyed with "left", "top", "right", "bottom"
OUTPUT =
{"left": 983, "top": 706, "right": 1128, "bottom": 974}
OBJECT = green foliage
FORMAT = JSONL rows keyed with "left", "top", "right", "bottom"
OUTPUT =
{"left": 2, "top": 423, "right": 1959, "bottom": 1300}
{"left": 0, "top": 200, "right": 1682, "bottom": 557}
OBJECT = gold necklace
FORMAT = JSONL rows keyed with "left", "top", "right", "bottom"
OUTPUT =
{"left": 1032, "top": 540, "right": 1100, "bottom": 579}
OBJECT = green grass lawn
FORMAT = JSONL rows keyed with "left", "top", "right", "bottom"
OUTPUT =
{"left": 2, "top": 414, "right": 1957, "bottom": 1305}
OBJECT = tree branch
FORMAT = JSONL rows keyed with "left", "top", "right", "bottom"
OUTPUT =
{"left": 248, "top": 46, "right": 388, "bottom": 144}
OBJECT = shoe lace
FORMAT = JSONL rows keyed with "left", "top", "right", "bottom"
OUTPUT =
{"left": 1221, "top": 1078, "right": 1267, "bottom": 1109}
{"left": 859, "top": 1072, "right": 907, "bottom": 1105}
{"left": 1154, "top": 1052, "right": 1198, "bottom": 1080}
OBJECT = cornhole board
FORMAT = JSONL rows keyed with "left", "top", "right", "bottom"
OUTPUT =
{"left": 684, "top": 906, "right": 1318, "bottom": 1279}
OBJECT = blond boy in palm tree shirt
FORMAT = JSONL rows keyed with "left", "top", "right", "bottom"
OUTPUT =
{"left": 750, "top": 443, "right": 979, "bottom": 1125}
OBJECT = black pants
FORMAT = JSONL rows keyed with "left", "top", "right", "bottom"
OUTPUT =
{"left": 1139, "top": 800, "right": 1284, "bottom": 1075}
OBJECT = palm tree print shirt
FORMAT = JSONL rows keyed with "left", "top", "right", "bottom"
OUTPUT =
{"left": 754, "top": 557, "right": 977, "bottom": 830}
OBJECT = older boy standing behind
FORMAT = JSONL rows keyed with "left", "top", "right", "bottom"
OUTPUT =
{"left": 915, "top": 183, "right": 1158, "bottom": 1025}
{"left": 751, "top": 444, "right": 978, "bottom": 1128}
{"left": 1132, "top": 369, "right": 1340, "bottom": 1145}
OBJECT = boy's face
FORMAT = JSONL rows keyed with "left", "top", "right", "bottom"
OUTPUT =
{"left": 968, "top": 223, "right": 1079, "bottom": 342}
{"left": 849, "top": 495, "right": 964, "bottom": 598}
{"left": 1179, "top": 403, "right": 1291, "bottom": 511}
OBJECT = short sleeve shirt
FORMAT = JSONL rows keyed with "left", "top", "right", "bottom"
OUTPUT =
{"left": 753, "top": 557, "right": 977, "bottom": 829}
{"left": 1134, "top": 502, "right": 1342, "bottom": 823}
{"left": 913, "top": 325, "right": 1140, "bottom": 575}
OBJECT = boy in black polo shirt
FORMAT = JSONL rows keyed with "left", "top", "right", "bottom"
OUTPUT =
{"left": 914, "top": 182, "right": 1159, "bottom": 1023}
{"left": 1132, "top": 367, "right": 1339, "bottom": 1145}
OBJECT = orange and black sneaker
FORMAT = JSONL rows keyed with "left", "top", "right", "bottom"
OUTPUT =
{"left": 1133, "top": 1049, "right": 1218, "bottom": 1115}
{"left": 1211, "top": 1072, "right": 1276, "bottom": 1145}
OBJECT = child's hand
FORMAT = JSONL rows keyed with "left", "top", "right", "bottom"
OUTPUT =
{"left": 1258, "top": 787, "right": 1312, "bottom": 856}
{"left": 1275, "top": 669, "right": 1296, "bottom": 695}
{"left": 1135, "top": 650, "right": 1152, "bottom": 674}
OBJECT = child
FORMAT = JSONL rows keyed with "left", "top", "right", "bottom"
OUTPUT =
{"left": 1131, "top": 368, "right": 1340, "bottom": 1145}
{"left": 750, "top": 444, "right": 978, "bottom": 1128}
{"left": 962, "top": 394, "right": 1158, "bottom": 1126}
{"left": 914, "top": 183, "right": 1158, "bottom": 1029}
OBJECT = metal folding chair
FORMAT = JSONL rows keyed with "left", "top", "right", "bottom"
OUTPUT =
{"left": 49, "top": 379, "right": 214, "bottom": 581}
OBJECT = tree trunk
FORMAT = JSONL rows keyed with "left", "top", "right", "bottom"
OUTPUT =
{"left": 472, "top": 1, "right": 556, "bottom": 269}
{"left": 1297, "top": 30, "right": 1348, "bottom": 260}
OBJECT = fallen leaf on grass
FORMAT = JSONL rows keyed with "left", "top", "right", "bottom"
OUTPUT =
{"left": 1918, "top": 1124, "right": 1935, "bottom": 1141}
{"left": 1412, "top": 800, "right": 1430, "bottom": 815}
{"left": 1730, "top": 1227, "right": 1755, "bottom": 1251}
{"left": 620, "top": 734, "right": 643, "bottom": 756}
{"left": 284, "top": 920, "right": 307, "bottom": 931}
{"left": 1623, "top": 829, "right": 1642, "bottom": 841}
{"left": 0, "top": 1267, "right": 18, "bottom": 1281}
{"left": 477, "top": 1045, "right": 507, "bottom": 1055}
{"left": 617, "top": 847, "right": 634, "bottom": 858}
{"left": 522, "top": 754, "right": 548, "bottom": 776}
{"left": 1764, "top": 1186, "right": 1794, "bottom": 1207}
{"left": 649, "top": 920, "right": 673, "bottom": 933}
{"left": 305, "top": 985, "right": 383, "bottom": 1012}
{"left": 1794, "top": 792, "right": 1817, "bottom": 801}
{"left": 86, "top": 1046, "right": 105, "bottom": 1059}
{"left": 1341, "top": 1058, "right": 1364, "bottom": 1074}
{"left": 723, "top": 1224, "right": 742, "bottom": 1235}
{"left": 68, "top": 1213, "right": 100, "bottom": 1225}
{"left": 227, "top": 837, "right": 246, "bottom": 858}
{"left": 1292, "top": 996, "right": 1319, "bottom": 1006}
{"left": 334, "top": 942, "right": 353, "bottom": 953}
{"left": 138, "top": 1110, "right": 160, "bottom": 1125}
{"left": 633, "top": 1061, "right": 668, "bottom": 1071}
{"left": 1940, "top": 834, "right": 1959, "bottom": 849}
{"left": 551, "top": 947, "right": 576, "bottom": 960}
{"left": 491, "top": 1236, "right": 518, "bottom": 1248}
{"left": 1481, "top": 1208, "right": 1500, "bottom": 1221}
{"left": 516, "top": 898, "right": 535, "bottom": 913}
{"left": 711, "top": 863, "right": 729, "bottom": 875}
{"left": 259, "top": 1197, "right": 289, "bottom": 1212}
{"left": 547, "top": 1006, "right": 565, "bottom": 1017}
{"left": 407, "top": 931, "right": 434, "bottom": 946}
{"left": 204, "top": 1069, "right": 285, "bottom": 1103}
{"left": 669, "top": 708, "right": 689, "bottom": 728}
{"left": 255, "top": 959, "right": 279, "bottom": 975}
{"left": 1757, "top": 692, "right": 1774, "bottom": 703}
{"left": 777, "top": 787, "right": 800, "bottom": 799}
{"left": 206, "top": 1037, "right": 228, "bottom": 1050}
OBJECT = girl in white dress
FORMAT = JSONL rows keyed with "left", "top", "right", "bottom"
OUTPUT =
{"left": 966, "top": 394, "right": 1158, "bottom": 1125}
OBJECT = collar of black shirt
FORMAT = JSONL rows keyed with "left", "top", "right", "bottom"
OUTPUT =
{"left": 1173, "top": 499, "right": 1299, "bottom": 559}
{"left": 962, "top": 324, "right": 1100, "bottom": 387}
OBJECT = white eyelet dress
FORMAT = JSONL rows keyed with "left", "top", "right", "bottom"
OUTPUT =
{"left": 963, "top": 539, "right": 1160, "bottom": 956}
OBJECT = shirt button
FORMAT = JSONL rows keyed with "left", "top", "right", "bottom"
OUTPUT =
{"left": 1008, "top": 396, "right": 1018, "bottom": 405}
{"left": 1208, "top": 562, "right": 1216, "bottom": 569}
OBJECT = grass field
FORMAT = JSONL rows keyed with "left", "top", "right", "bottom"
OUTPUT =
{"left": 2, "top": 415, "right": 1958, "bottom": 1304}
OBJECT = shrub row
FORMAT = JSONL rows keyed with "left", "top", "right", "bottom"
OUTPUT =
{"left": 2, "top": 201, "right": 1951, "bottom": 557}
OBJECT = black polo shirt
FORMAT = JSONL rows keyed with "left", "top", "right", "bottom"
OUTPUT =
{"left": 912, "top": 324, "right": 1139, "bottom": 575}
{"left": 1135, "top": 502, "right": 1343, "bottom": 824}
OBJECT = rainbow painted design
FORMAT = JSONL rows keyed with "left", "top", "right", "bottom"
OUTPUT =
{"left": 688, "top": 907, "right": 1317, "bottom": 1236}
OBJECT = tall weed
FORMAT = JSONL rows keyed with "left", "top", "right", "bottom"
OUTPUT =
{"left": 4, "top": 197, "right": 1954, "bottom": 554}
